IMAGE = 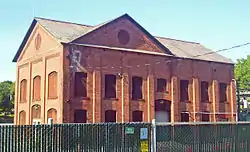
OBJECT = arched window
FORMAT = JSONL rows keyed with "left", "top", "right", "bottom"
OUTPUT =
{"left": 132, "top": 110, "right": 143, "bottom": 122}
{"left": 31, "top": 104, "right": 41, "bottom": 122}
{"left": 105, "top": 110, "right": 116, "bottom": 122}
{"left": 33, "top": 76, "right": 41, "bottom": 101}
{"left": 48, "top": 108, "right": 57, "bottom": 123}
{"left": 20, "top": 79, "right": 27, "bottom": 102}
{"left": 19, "top": 110, "right": 26, "bottom": 125}
{"left": 48, "top": 71, "right": 58, "bottom": 99}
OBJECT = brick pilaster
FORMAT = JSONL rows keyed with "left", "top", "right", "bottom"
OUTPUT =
{"left": 193, "top": 78, "right": 200, "bottom": 122}
{"left": 93, "top": 70, "right": 101, "bottom": 122}
{"left": 146, "top": 74, "right": 155, "bottom": 122}
{"left": 230, "top": 80, "right": 236, "bottom": 121}
{"left": 28, "top": 62, "right": 32, "bottom": 124}
{"left": 14, "top": 67, "right": 19, "bottom": 125}
{"left": 171, "top": 76, "right": 179, "bottom": 122}
{"left": 122, "top": 73, "right": 130, "bottom": 122}
{"left": 212, "top": 80, "right": 219, "bottom": 121}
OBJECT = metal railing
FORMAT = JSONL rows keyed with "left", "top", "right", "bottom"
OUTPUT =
{"left": 152, "top": 121, "right": 250, "bottom": 152}
{"left": 0, "top": 122, "right": 151, "bottom": 152}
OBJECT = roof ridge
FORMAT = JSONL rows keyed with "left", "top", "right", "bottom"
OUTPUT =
{"left": 34, "top": 17, "right": 93, "bottom": 27}
{"left": 70, "top": 13, "right": 129, "bottom": 42}
{"left": 155, "top": 36, "right": 200, "bottom": 44}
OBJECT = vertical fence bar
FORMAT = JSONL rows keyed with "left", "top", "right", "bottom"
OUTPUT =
{"left": 152, "top": 119, "right": 156, "bottom": 152}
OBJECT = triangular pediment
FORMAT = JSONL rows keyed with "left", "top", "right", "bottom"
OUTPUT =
{"left": 72, "top": 14, "right": 173, "bottom": 55}
{"left": 13, "top": 20, "right": 61, "bottom": 63}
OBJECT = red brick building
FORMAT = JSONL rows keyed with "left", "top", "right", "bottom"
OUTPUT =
{"left": 13, "top": 14, "right": 236, "bottom": 125}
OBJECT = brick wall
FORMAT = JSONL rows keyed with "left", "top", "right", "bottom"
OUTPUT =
{"left": 14, "top": 24, "right": 63, "bottom": 125}
{"left": 63, "top": 44, "right": 236, "bottom": 123}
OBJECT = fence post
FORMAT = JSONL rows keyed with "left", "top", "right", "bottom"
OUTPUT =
{"left": 48, "top": 118, "right": 53, "bottom": 152}
{"left": 152, "top": 119, "right": 157, "bottom": 152}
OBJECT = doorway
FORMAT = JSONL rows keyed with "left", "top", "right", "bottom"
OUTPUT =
{"left": 155, "top": 99, "right": 171, "bottom": 122}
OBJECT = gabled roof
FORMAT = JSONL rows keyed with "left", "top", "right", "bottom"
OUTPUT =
{"left": 155, "top": 37, "right": 234, "bottom": 63}
{"left": 35, "top": 17, "right": 93, "bottom": 43}
{"left": 13, "top": 14, "right": 234, "bottom": 64}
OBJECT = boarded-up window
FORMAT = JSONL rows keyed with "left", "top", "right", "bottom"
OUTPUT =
{"left": 105, "top": 110, "right": 116, "bottom": 122}
{"left": 48, "top": 71, "right": 58, "bottom": 99}
{"left": 19, "top": 110, "right": 26, "bottom": 125}
{"left": 31, "top": 104, "right": 41, "bottom": 122}
{"left": 47, "top": 108, "right": 57, "bottom": 123}
{"left": 132, "top": 76, "right": 143, "bottom": 100}
{"left": 157, "top": 78, "right": 167, "bottom": 92}
{"left": 201, "top": 81, "right": 209, "bottom": 102}
{"left": 33, "top": 76, "right": 41, "bottom": 101}
{"left": 74, "top": 109, "right": 87, "bottom": 123}
{"left": 219, "top": 83, "right": 227, "bottom": 102}
{"left": 181, "top": 112, "right": 189, "bottom": 122}
{"left": 180, "top": 80, "right": 189, "bottom": 102}
{"left": 132, "top": 110, "right": 143, "bottom": 122}
{"left": 74, "top": 72, "right": 87, "bottom": 97}
{"left": 20, "top": 79, "right": 27, "bottom": 102}
{"left": 105, "top": 74, "right": 116, "bottom": 98}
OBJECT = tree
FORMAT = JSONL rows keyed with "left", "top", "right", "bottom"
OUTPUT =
{"left": 0, "top": 81, "right": 15, "bottom": 114}
{"left": 235, "top": 55, "right": 250, "bottom": 91}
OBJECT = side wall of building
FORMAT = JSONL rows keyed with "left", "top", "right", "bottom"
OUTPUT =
{"left": 63, "top": 45, "right": 236, "bottom": 123}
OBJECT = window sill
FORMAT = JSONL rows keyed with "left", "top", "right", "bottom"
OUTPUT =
{"left": 220, "top": 101, "right": 230, "bottom": 104}
{"left": 132, "top": 99, "right": 145, "bottom": 102}
{"left": 48, "top": 97, "right": 58, "bottom": 100}
{"left": 201, "top": 101, "right": 212, "bottom": 103}
{"left": 74, "top": 97, "right": 90, "bottom": 100}
{"left": 104, "top": 98, "right": 119, "bottom": 101}
{"left": 32, "top": 99, "right": 41, "bottom": 102}
{"left": 156, "top": 91, "right": 169, "bottom": 94}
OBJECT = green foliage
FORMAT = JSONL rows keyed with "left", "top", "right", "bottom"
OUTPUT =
{"left": 0, "top": 81, "right": 15, "bottom": 114}
{"left": 235, "top": 55, "right": 250, "bottom": 90}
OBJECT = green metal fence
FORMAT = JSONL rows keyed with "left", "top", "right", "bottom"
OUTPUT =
{"left": 2, "top": 122, "right": 250, "bottom": 152}
{"left": 0, "top": 123, "right": 151, "bottom": 152}
{"left": 155, "top": 122, "right": 250, "bottom": 152}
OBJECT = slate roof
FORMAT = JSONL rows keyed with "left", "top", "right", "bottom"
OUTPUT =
{"left": 35, "top": 17, "right": 93, "bottom": 43}
{"left": 13, "top": 14, "right": 234, "bottom": 64}
{"left": 155, "top": 37, "right": 233, "bottom": 63}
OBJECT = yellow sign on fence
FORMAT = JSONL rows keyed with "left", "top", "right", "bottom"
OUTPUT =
{"left": 140, "top": 140, "right": 149, "bottom": 152}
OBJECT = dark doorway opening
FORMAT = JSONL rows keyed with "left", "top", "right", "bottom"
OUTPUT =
{"left": 132, "top": 110, "right": 143, "bottom": 122}
{"left": 155, "top": 99, "right": 171, "bottom": 122}
{"left": 74, "top": 109, "right": 87, "bottom": 123}
{"left": 105, "top": 110, "right": 116, "bottom": 122}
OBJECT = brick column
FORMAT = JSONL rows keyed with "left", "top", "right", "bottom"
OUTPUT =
{"left": 192, "top": 78, "right": 200, "bottom": 122}
{"left": 28, "top": 62, "right": 32, "bottom": 124}
{"left": 93, "top": 70, "right": 101, "bottom": 122}
{"left": 171, "top": 76, "right": 179, "bottom": 122}
{"left": 14, "top": 67, "right": 19, "bottom": 125}
{"left": 122, "top": 73, "right": 130, "bottom": 122}
{"left": 188, "top": 79, "right": 194, "bottom": 122}
{"left": 43, "top": 57, "right": 48, "bottom": 123}
{"left": 146, "top": 75, "right": 155, "bottom": 122}
{"left": 212, "top": 80, "right": 219, "bottom": 122}
{"left": 230, "top": 80, "right": 236, "bottom": 121}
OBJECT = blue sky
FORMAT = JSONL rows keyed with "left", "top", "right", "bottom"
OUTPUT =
{"left": 0, "top": 0, "right": 250, "bottom": 82}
